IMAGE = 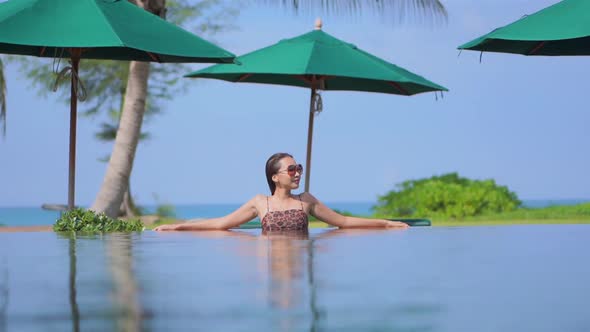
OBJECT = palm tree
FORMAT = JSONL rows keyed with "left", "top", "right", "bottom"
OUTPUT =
{"left": 91, "top": 0, "right": 446, "bottom": 217}
{"left": 91, "top": 0, "right": 161, "bottom": 217}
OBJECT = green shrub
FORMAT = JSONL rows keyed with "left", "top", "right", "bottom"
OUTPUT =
{"left": 155, "top": 204, "right": 176, "bottom": 218}
{"left": 53, "top": 208, "right": 145, "bottom": 233}
{"left": 374, "top": 173, "right": 521, "bottom": 219}
{"left": 461, "top": 202, "right": 590, "bottom": 221}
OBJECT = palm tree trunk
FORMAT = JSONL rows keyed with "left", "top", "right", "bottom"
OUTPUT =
{"left": 91, "top": 0, "right": 164, "bottom": 217}
{"left": 91, "top": 60, "right": 150, "bottom": 217}
{"left": 119, "top": 179, "right": 139, "bottom": 217}
{"left": 107, "top": 234, "right": 142, "bottom": 332}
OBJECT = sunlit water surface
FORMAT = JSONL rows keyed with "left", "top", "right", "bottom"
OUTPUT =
{"left": 1, "top": 225, "right": 589, "bottom": 332}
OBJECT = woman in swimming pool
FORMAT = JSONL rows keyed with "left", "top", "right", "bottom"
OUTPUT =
{"left": 154, "top": 152, "right": 409, "bottom": 232}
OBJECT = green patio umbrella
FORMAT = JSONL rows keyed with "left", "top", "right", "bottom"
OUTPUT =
{"left": 458, "top": 0, "right": 590, "bottom": 55}
{"left": 186, "top": 20, "right": 446, "bottom": 192}
{"left": 0, "top": 0, "right": 235, "bottom": 209}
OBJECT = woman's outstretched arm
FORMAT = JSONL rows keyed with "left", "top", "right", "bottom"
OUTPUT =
{"left": 305, "top": 193, "right": 409, "bottom": 229}
{"left": 154, "top": 195, "right": 261, "bottom": 231}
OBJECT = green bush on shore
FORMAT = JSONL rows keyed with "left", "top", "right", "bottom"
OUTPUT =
{"left": 375, "top": 202, "right": 590, "bottom": 225}
{"left": 53, "top": 208, "right": 145, "bottom": 233}
{"left": 442, "top": 202, "right": 590, "bottom": 222}
{"left": 374, "top": 173, "right": 521, "bottom": 219}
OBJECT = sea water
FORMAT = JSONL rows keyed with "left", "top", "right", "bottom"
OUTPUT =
{"left": 0, "top": 202, "right": 376, "bottom": 226}
{"left": 1, "top": 199, "right": 587, "bottom": 227}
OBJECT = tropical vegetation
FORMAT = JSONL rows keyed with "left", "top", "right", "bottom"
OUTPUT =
{"left": 373, "top": 172, "right": 522, "bottom": 219}
{"left": 53, "top": 208, "right": 145, "bottom": 232}
{"left": 437, "top": 202, "right": 590, "bottom": 222}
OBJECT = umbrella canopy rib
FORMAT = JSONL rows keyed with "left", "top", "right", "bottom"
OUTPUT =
{"left": 459, "top": 0, "right": 590, "bottom": 56}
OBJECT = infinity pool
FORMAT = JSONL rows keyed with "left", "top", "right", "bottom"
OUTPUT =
{"left": 1, "top": 225, "right": 589, "bottom": 331}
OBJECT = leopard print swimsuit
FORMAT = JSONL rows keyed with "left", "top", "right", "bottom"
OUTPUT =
{"left": 261, "top": 194, "right": 308, "bottom": 232}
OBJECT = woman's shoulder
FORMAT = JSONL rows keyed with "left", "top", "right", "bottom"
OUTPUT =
{"left": 298, "top": 192, "right": 319, "bottom": 203}
{"left": 251, "top": 194, "right": 269, "bottom": 202}
{"left": 245, "top": 194, "right": 269, "bottom": 212}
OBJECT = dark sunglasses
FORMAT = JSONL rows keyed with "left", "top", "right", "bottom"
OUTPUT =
{"left": 278, "top": 164, "right": 303, "bottom": 176}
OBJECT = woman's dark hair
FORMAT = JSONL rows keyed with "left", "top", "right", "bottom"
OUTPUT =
{"left": 265, "top": 152, "right": 293, "bottom": 195}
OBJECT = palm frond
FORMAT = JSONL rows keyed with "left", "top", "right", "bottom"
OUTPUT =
{"left": 251, "top": 0, "right": 447, "bottom": 24}
{"left": 95, "top": 122, "right": 149, "bottom": 142}
{"left": 95, "top": 123, "right": 118, "bottom": 142}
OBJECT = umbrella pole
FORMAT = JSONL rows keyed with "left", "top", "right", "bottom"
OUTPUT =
{"left": 68, "top": 53, "right": 81, "bottom": 210}
{"left": 304, "top": 88, "right": 316, "bottom": 193}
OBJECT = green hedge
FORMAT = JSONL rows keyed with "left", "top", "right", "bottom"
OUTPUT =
{"left": 53, "top": 208, "right": 144, "bottom": 233}
{"left": 374, "top": 173, "right": 521, "bottom": 219}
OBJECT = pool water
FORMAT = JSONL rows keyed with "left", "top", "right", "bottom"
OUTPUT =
{"left": 1, "top": 225, "right": 589, "bottom": 331}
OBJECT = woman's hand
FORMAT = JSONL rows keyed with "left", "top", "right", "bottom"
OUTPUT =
{"left": 384, "top": 220, "right": 410, "bottom": 229}
{"left": 154, "top": 224, "right": 178, "bottom": 231}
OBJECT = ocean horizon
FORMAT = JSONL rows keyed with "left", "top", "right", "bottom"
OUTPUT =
{"left": 0, "top": 201, "right": 378, "bottom": 226}
{"left": 1, "top": 199, "right": 588, "bottom": 227}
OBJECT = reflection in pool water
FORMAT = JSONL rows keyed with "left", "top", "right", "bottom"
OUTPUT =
{"left": 263, "top": 231, "right": 319, "bottom": 331}
{"left": 1, "top": 225, "right": 590, "bottom": 331}
{"left": 1, "top": 259, "right": 8, "bottom": 332}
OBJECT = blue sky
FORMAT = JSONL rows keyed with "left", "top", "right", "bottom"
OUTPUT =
{"left": 1, "top": 0, "right": 589, "bottom": 207}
